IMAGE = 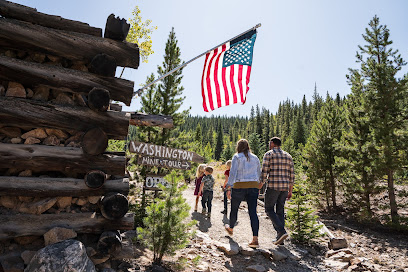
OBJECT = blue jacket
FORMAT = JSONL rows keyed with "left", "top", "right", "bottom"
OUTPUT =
{"left": 227, "top": 152, "right": 261, "bottom": 187}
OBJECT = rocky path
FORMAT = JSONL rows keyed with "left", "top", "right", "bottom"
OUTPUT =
{"left": 178, "top": 184, "right": 330, "bottom": 272}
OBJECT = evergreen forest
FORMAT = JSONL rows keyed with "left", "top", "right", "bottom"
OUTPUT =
{"left": 124, "top": 16, "right": 408, "bottom": 229}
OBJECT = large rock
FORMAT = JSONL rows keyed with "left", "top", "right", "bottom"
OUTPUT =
{"left": 25, "top": 239, "right": 96, "bottom": 272}
{"left": 44, "top": 227, "right": 77, "bottom": 246}
{"left": 56, "top": 197, "right": 72, "bottom": 209}
{"left": 215, "top": 241, "right": 239, "bottom": 256}
{"left": 6, "top": 82, "right": 26, "bottom": 98}
{"left": 21, "top": 128, "right": 48, "bottom": 140}
{"left": 45, "top": 129, "right": 69, "bottom": 140}
{"left": 32, "top": 85, "right": 50, "bottom": 101}
{"left": 18, "top": 197, "right": 58, "bottom": 215}
{"left": 0, "top": 127, "right": 22, "bottom": 138}
{"left": 270, "top": 249, "right": 288, "bottom": 261}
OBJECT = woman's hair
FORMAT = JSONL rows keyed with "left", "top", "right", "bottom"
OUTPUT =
{"left": 196, "top": 164, "right": 206, "bottom": 178}
{"left": 236, "top": 139, "right": 251, "bottom": 161}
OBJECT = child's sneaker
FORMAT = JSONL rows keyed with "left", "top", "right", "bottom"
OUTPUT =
{"left": 207, "top": 213, "right": 211, "bottom": 219}
{"left": 201, "top": 208, "right": 207, "bottom": 215}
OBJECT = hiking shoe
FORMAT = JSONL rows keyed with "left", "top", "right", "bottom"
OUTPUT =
{"left": 248, "top": 241, "right": 259, "bottom": 248}
{"left": 220, "top": 210, "right": 227, "bottom": 214}
{"left": 207, "top": 213, "right": 211, "bottom": 219}
{"left": 201, "top": 208, "right": 206, "bottom": 215}
{"left": 274, "top": 232, "right": 289, "bottom": 245}
{"left": 224, "top": 225, "right": 233, "bottom": 236}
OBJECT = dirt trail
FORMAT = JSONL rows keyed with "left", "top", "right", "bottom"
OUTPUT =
{"left": 182, "top": 183, "right": 330, "bottom": 272}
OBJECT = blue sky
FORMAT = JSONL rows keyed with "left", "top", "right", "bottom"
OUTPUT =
{"left": 12, "top": 0, "right": 408, "bottom": 116}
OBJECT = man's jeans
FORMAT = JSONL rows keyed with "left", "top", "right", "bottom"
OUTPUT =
{"left": 229, "top": 188, "right": 259, "bottom": 236}
{"left": 201, "top": 190, "right": 213, "bottom": 213}
{"left": 265, "top": 189, "right": 288, "bottom": 235}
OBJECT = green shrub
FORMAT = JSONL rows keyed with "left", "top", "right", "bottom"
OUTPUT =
{"left": 137, "top": 171, "right": 196, "bottom": 264}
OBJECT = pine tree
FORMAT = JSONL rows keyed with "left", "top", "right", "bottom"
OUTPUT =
{"left": 340, "top": 72, "right": 380, "bottom": 216}
{"left": 248, "top": 132, "right": 263, "bottom": 159}
{"left": 137, "top": 171, "right": 195, "bottom": 264}
{"left": 350, "top": 16, "right": 408, "bottom": 223}
{"left": 304, "top": 97, "right": 344, "bottom": 211}
{"left": 139, "top": 73, "right": 160, "bottom": 142}
{"left": 214, "top": 123, "right": 223, "bottom": 160}
{"left": 287, "top": 180, "right": 323, "bottom": 244}
{"left": 156, "top": 28, "right": 190, "bottom": 145}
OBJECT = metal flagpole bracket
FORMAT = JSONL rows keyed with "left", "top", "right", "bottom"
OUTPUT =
{"left": 134, "top": 23, "right": 261, "bottom": 97}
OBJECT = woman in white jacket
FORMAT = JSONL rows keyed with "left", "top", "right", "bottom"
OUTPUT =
{"left": 225, "top": 139, "right": 261, "bottom": 248}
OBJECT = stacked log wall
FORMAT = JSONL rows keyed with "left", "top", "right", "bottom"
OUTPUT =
{"left": 0, "top": 1, "right": 141, "bottom": 270}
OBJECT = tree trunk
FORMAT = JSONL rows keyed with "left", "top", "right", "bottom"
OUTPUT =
{"left": 0, "top": 176, "right": 129, "bottom": 197}
{"left": 0, "top": 143, "right": 125, "bottom": 175}
{"left": 0, "top": 55, "right": 133, "bottom": 105}
{"left": 329, "top": 168, "right": 337, "bottom": 209}
{"left": 387, "top": 170, "right": 399, "bottom": 223}
{"left": 0, "top": 97, "right": 129, "bottom": 139}
{"left": 0, "top": 213, "right": 134, "bottom": 239}
{"left": 128, "top": 112, "right": 174, "bottom": 128}
{"left": 81, "top": 127, "right": 108, "bottom": 156}
{"left": 0, "top": 17, "right": 139, "bottom": 68}
{"left": 0, "top": 0, "right": 102, "bottom": 36}
{"left": 100, "top": 193, "right": 129, "bottom": 220}
{"left": 84, "top": 170, "right": 107, "bottom": 189}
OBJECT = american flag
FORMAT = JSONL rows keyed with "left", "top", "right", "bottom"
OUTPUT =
{"left": 201, "top": 30, "right": 257, "bottom": 112}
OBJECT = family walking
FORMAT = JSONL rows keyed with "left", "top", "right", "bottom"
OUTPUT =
{"left": 193, "top": 137, "right": 295, "bottom": 248}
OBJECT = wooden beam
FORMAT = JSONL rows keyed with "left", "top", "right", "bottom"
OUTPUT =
{"left": 0, "top": 56, "right": 134, "bottom": 105}
{"left": 0, "top": 17, "right": 139, "bottom": 69}
{"left": 0, "top": 143, "right": 126, "bottom": 175}
{"left": 128, "top": 112, "right": 174, "bottom": 128}
{"left": 0, "top": 213, "right": 134, "bottom": 240}
{"left": 0, "top": 176, "right": 129, "bottom": 197}
{"left": 0, "top": 97, "right": 129, "bottom": 139}
{"left": 0, "top": 0, "right": 102, "bottom": 36}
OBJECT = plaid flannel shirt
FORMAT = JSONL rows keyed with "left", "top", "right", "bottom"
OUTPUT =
{"left": 261, "top": 147, "right": 294, "bottom": 191}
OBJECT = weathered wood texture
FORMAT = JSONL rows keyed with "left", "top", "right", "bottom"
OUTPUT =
{"left": 0, "top": 17, "right": 139, "bottom": 69}
{"left": 137, "top": 156, "right": 192, "bottom": 170}
{"left": 0, "top": 176, "right": 129, "bottom": 197}
{"left": 0, "top": 97, "right": 130, "bottom": 139}
{"left": 104, "top": 14, "right": 130, "bottom": 41}
{"left": 100, "top": 193, "right": 129, "bottom": 220}
{"left": 128, "top": 112, "right": 174, "bottom": 129}
{"left": 0, "top": 0, "right": 102, "bottom": 36}
{"left": 85, "top": 170, "right": 107, "bottom": 189}
{"left": 0, "top": 213, "right": 134, "bottom": 240}
{"left": 0, "top": 143, "right": 125, "bottom": 175}
{"left": 81, "top": 127, "right": 108, "bottom": 155}
{"left": 0, "top": 55, "right": 133, "bottom": 105}
{"left": 129, "top": 141, "right": 204, "bottom": 163}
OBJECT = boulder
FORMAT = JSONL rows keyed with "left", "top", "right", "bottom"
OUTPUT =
{"left": 33, "top": 85, "right": 50, "bottom": 101}
{"left": 0, "top": 127, "right": 21, "bottom": 138}
{"left": 21, "top": 128, "right": 48, "bottom": 140}
{"left": 43, "top": 135, "right": 60, "bottom": 146}
{"left": 56, "top": 197, "right": 72, "bottom": 209}
{"left": 6, "top": 82, "right": 26, "bottom": 98}
{"left": 25, "top": 239, "right": 96, "bottom": 272}
{"left": 270, "top": 249, "right": 288, "bottom": 261}
{"left": 215, "top": 242, "right": 239, "bottom": 256}
{"left": 24, "top": 137, "right": 41, "bottom": 145}
{"left": 45, "top": 129, "right": 69, "bottom": 140}
{"left": 44, "top": 227, "right": 77, "bottom": 246}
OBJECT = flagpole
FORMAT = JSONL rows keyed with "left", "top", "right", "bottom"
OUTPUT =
{"left": 133, "top": 23, "right": 261, "bottom": 97}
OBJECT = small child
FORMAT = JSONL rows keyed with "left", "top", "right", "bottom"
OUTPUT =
{"left": 198, "top": 166, "right": 215, "bottom": 218}
{"left": 221, "top": 160, "right": 232, "bottom": 214}
{"left": 193, "top": 164, "right": 206, "bottom": 212}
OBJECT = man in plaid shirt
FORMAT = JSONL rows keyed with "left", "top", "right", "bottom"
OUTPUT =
{"left": 259, "top": 137, "right": 294, "bottom": 245}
